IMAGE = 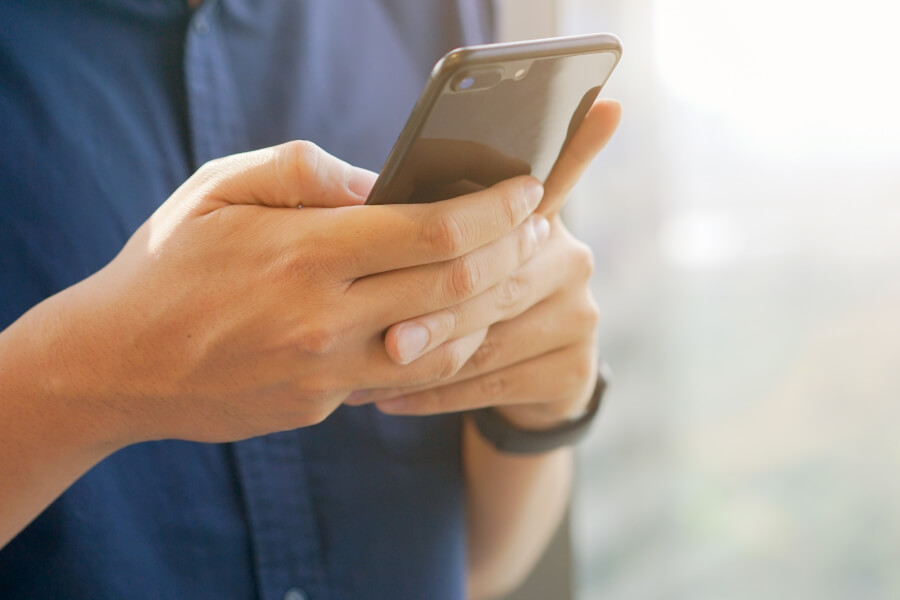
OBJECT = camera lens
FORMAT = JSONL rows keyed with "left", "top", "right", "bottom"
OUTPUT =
{"left": 451, "top": 69, "right": 502, "bottom": 92}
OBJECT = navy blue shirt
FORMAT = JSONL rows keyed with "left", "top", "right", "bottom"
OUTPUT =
{"left": 0, "top": 2, "right": 494, "bottom": 599}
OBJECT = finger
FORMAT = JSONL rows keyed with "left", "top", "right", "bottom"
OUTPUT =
{"left": 351, "top": 287, "right": 599, "bottom": 405}
{"left": 192, "top": 140, "right": 378, "bottom": 212}
{"left": 203, "top": 168, "right": 543, "bottom": 282}
{"left": 374, "top": 343, "right": 596, "bottom": 416}
{"left": 350, "top": 328, "right": 489, "bottom": 391}
{"left": 539, "top": 98, "right": 621, "bottom": 218}
{"left": 326, "top": 175, "right": 544, "bottom": 277}
{"left": 351, "top": 212, "right": 550, "bottom": 338}
{"left": 383, "top": 219, "right": 577, "bottom": 364}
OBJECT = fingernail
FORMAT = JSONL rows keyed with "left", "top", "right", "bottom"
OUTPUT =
{"left": 345, "top": 390, "right": 371, "bottom": 406}
{"left": 533, "top": 215, "right": 550, "bottom": 242}
{"left": 348, "top": 169, "right": 378, "bottom": 199}
{"left": 395, "top": 322, "right": 430, "bottom": 364}
{"left": 523, "top": 180, "right": 544, "bottom": 210}
{"left": 378, "top": 397, "right": 409, "bottom": 413}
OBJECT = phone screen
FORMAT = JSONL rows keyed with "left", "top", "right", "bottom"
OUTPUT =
{"left": 367, "top": 48, "right": 619, "bottom": 205}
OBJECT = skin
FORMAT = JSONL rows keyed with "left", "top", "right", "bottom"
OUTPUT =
{"left": 0, "top": 95, "right": 621, "bottom": 600}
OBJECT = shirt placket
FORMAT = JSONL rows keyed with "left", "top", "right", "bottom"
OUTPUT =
{"left": 184, "top": 0, "right": 245, "bottom": 165}
{"left": 230, "top": 433, "right": 330, "bottom": 600}
{"left": 183, "top": 4, "right": 329, "bottom": 600}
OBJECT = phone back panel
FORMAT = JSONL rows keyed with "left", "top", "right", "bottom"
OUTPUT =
{"left": 366, "top": 34, "right": 621, "bottom": 205}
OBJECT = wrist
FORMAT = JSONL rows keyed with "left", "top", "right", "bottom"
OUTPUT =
{"left": 494, "top": 395, "right": 592, "bottom": 431}
{"left": 470, "top": 370, "right": 607, "bottom": 455}
{"left": 1, "top": 280, "right": 141, "bottom": 454}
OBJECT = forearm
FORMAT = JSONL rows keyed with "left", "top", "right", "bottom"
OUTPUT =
{"left": 0, "top": 286, "right": 128, "bottom": 549}
{"left": 463, "top": 415, "right": 574, "bottom": 600}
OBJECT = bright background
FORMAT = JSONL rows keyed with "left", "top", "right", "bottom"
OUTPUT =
{"left": 501, "top": 0, "right": 900, "bottom": 598}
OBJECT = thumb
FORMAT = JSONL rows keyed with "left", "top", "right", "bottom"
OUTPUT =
{"left": 539, "top": 98, "right": 622, "bottom": 218}
{"left": 193, "top": 140, "right": 378, "bottom": 211}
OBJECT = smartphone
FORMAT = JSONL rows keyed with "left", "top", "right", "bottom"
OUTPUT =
{"left": 365, "top": 33, "right": 621, "bottom": 206}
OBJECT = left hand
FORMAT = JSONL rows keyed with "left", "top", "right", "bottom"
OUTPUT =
{"left": 345, "top": 98, "right": 621, "bottom": 429}
{"left": 347, "top": 215, "right": 601, "bottom": 429}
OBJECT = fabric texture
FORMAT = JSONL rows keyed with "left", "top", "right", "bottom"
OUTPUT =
{"left": 0, "top": 1, "right": 494, "bottom": 598}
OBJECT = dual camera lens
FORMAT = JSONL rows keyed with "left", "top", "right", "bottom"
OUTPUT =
{"left": 451, "top": 66, "right": 528, "bottom": 92}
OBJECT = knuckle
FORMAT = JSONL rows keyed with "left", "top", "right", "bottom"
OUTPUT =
{"left": 288, "top": 243, "right": 332, "bottom": 280}
{"left": 581, "top": 295, "right": 602, "bottom": 329}
{"left": 572, "top": 241, "right": 595, "bottom": 280}
{"left": 275, "top": 256, "right": 318, "bottom": 292}
{"left": 422, "top": 213, "right": 466, "bottom": 257}
{"left": 437, "top": 344, "right": 468, "bottom": 381}
{"left": 445, "top": 254, "right": 482, "bottom": 301}
{"left": 494, "top": 276, "right": 523, "bottom": 312}
{"left": 286, "top": 242, "right": 315, "bottom": 269}
{"left": 196, "top": 157, "right": 221, "bottom": 177}
{"left": 499, "top": 183, "right": 523, "bottom": 228}
{"left": 479, "top": 373, "right": 507, "bottom": 399}
{"left": 498, "top": 177, "right": 540, "bottom": 228}
{"left": 432, "top": 307, "right": 460, "bottom": 341}
{"left": 203, "top": 202, "right": 246, "bottom": 238}
{"left": 469, "top": 335, "right": 498, "bottom": 371}
{"left": 281, "top": 140, "right": 322, "bottom": 187}
{"left": 283, "top": 140, "right": 321, "bottom": 171}
{"left": 516, "top": 220, "right": 538, "bottom": 260}
{"left": 293, "top": 323, "right": 341, "bottom": 356}
{"left": 194, "top": 157, "right": 229, "bottom": 189}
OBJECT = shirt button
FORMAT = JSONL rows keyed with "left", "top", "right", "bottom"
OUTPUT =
{"left": 283, "top": 588, "right": 308, "bottom": 600}
{"left": 194, "top": 15, "right": 210, "bottom": 35}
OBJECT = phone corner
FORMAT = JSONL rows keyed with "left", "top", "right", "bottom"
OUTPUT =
{"left": 431, "top": 47, "right": 471, "bottom": 78}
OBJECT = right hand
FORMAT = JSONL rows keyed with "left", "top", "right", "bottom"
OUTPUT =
{"left": 45, "top": 141, "right": 547, "bottom": 444}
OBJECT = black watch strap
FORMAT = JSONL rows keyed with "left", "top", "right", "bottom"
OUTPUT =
{"left": 469, "top": 367, "right": 609, "bottom": 455}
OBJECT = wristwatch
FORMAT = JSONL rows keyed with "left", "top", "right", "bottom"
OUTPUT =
{"left": 469, "top": 364, "right": 609, "bottom": 455}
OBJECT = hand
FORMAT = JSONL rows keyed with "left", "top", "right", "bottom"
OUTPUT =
{"left": 347, "top": 99, "right": 622, "bottom": 429}
{"left": 44, "top": 141, "right": 550, "bottom": 445}
{"left": 348, "top": 217, "right": 600, "bottom": 428}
